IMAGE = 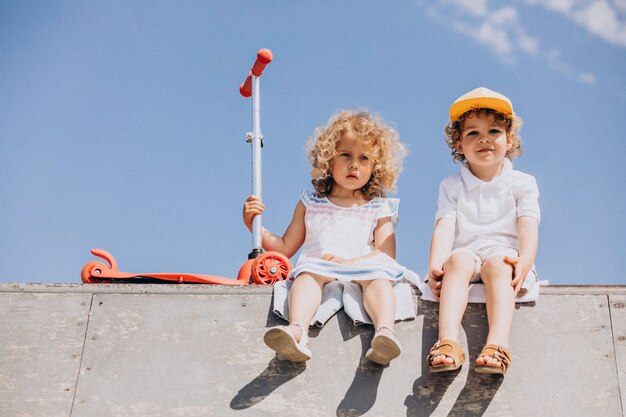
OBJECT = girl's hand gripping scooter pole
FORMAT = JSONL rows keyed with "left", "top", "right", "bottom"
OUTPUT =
{"left": 236, "top": 48, "right": 292, "bottom": 285}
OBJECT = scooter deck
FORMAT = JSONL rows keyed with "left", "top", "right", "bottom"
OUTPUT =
{"left": 81, "top": 248, "right": 248, "bottom": 285}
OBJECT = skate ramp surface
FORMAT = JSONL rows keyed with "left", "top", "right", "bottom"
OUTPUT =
{"left": 1, "top": 283, "right": 625, "bottom": 417}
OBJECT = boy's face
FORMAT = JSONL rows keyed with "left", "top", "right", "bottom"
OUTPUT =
{"left": 455, "top": 112, "right": 511, "bottom": 171}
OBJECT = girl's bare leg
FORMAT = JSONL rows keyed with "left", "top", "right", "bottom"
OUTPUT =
{"left": 288, "top": 273, "right": 334, "bottom": 342}
{"left": 360, "top": 278, "right": 403, "bottom": 364}
{"left": 360, "top": 278, "right": 396, "bottom": 329}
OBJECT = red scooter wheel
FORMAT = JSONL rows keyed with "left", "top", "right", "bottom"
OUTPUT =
{"left": 251, "top": 251, "right": 292, "bottom": 285}
{"left": 80, "top": 261, "right": 110, "bottom": 284}
{"left": 237, "top": 259, "right": 254, "bottom": 284}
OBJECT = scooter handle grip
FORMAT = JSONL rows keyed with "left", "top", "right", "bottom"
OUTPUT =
{"left": 251, "top": 48, "right": 273, "bottom": 76}
{"left": 239, "top": 48, "right": 273, "bottom": 97}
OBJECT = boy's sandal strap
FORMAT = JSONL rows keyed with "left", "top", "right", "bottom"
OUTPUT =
{"left": 478, "top": 344, "right": 512, "bottom": 372}
{"left": 427, "top": 339, "right": 465, "bottom": 366}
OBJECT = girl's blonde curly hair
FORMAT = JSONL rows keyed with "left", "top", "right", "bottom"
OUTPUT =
{"left": 306, "top": 110, "right": 407, "bottom": 199}
{"left": 444, "top": 108, "right": 523, "bottom": 164}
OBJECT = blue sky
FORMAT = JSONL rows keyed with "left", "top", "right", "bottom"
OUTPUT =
{"left": 1, "top": 1, "right": 625, "bottom": 285}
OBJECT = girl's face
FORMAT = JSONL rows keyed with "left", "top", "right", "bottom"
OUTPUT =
{"left": 330, "top": 129, "right": 374, "bottom": 196}
{"left": 455, "top": 112, "right": 511, "bottom": 171}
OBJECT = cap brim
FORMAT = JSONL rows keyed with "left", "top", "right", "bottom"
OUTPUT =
{"left": 449, "top": 97, "right": 513, "bottom": 122}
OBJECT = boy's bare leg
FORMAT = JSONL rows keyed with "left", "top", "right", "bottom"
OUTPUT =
{"left": 288, "top": 273, "right": 333, "bottom": 342}
{"left": 476, "top": 257, "right": 515, "bottom": 367}
{"left": 361, "top": 278, "right": 396, "bottom": 329}
{"left": 432, "top": 252, "right": 475, "bottom": 366}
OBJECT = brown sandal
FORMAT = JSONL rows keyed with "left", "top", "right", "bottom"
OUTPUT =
{"left": 427, "top": 339, "right": 465, "bottom": 372}
{"left": 475, "top": 344, "right": 511, "bottom": 374}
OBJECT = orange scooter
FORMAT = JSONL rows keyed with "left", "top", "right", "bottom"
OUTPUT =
{"left": 81, "top": 48, "right": 291, "bottom": 286}
{"left": 80, "top": 247, "right": 290, "bottom": 286}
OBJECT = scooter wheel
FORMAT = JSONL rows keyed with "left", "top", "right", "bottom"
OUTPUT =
{"left": 237, "top": 259, "right": 254, "bottom": 284}
{"left": 81, "top": 261, "right": 110, "bottom": 284}
{"left": 251, "top": 251, "right": 292, "bottom": 286}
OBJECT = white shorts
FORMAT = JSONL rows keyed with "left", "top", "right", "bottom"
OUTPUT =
{"left": 449, "top": 245, "right": 538, "bottom": 297}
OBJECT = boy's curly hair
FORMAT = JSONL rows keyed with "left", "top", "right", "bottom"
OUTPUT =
{"left": 444, "top": 108, "right": 523, "bottom": 164}
{"left": 307, "top": 110, "right": 407, "bottom": 199}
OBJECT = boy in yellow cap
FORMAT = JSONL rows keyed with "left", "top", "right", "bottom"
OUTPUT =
{"left": 426, "top": 87, "right": 540, "bottom": 374}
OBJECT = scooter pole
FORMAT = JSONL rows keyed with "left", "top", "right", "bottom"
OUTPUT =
{"left": 235, "top": 49, "right": 291, "bottom": 285}
{"left": 250, "top": 74, "right": 263, "bottom": 257}
{"left": 240, "top": 48, "right": 273, "bottom": 260}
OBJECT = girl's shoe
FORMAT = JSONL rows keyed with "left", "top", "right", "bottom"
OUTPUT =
{"left": 263, "top": 323, "right": 312, "bottom": 362}
{"left": 365, "top": 325, "right": 402, "bottom": 365}
{"left": 475, "top": 344, "right": 511, "bottom": 374}
{"left": 427, "top": 339, "right": 465, "bottom": 372}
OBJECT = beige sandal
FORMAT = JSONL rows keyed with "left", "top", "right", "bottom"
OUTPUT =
{"left": 475, "top": 344, "right": 511, "bottom": 374}
{"left": 365, "top": 325, "right": 402, "bottom": 365}
{"left": 427, "top": 339, "right": 465, "bottom": 372}
{"left": 263, "top": 323, "right": 312, "bottom": 362}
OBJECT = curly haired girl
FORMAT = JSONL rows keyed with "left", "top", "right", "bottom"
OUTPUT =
{"left": 243, "top": 110, "right": 412, "bottom": 365}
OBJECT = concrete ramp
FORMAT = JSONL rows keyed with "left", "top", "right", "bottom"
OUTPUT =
{"left": 1, "top": 283, "right": 625, "bottom": 416}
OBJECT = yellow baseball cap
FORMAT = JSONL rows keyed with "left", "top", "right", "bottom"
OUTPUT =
{"left": 449, "top": 87, "right": 513, "bottom": 122}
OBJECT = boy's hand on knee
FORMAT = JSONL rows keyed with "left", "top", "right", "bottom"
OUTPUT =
{"left": 427, "top": 267, "right": 444, "bottom": 300}
{"left": 504, "top": 256, "right": 528, "bottom": 296}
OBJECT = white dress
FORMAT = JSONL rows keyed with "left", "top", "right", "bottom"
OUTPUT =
{"left": 288, "top": 191, "right": 411, "bottom": 282}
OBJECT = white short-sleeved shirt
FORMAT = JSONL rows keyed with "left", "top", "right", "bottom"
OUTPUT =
{"left": 435, "top": 159, "right": 540, "bottom": 251}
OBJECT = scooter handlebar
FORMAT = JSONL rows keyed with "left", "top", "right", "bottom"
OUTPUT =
{"left": 239, "top": 48, "right": 273, "bottom": 97}
{"left": 251, "top": 48, "right": 273, "bottom": 76}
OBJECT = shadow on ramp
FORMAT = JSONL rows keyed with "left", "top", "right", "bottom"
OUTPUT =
{"left": 405, "top": 301, "right": 503, "bottom": 416}
{"left": 230, "top": 357, "right": 306, "bottom": 410}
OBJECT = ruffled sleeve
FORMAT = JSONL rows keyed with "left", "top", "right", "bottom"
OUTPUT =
{"left": 376, "top": 198, "right": 400, "bottom": 228}
{"left": 300, "top": 190, "right": 313, "bottom": 208}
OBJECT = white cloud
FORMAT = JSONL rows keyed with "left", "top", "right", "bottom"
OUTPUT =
{"left": 614, "top": 0, "right": 626, "bottom": 13}
{"left": 546, "top": 48, "right": 598, "bottom": 84}
{"left": 438, "top": 3, "right": 533, "bottom": 62}
{"left": 578, "top": 72, "right": 598, "bottom": 83}
{"left": 439, "top": 0, "right": 489, "bottom": 17}
{"left": 518, "top": 32, "right": 541, "bottom": 54}
{"left": 526, "top": 0, "right": 577, "bottom": 14}
{"left": 450, "top": 17, "right": 515, "bottom": 61}
{"left": 527, "top": 0, "right": 626, "bottom": 46}
{"left": 421, "top": 0, "right": 598, "bottom": 85}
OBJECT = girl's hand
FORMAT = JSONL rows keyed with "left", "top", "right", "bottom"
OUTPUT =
{"left": 427, "top": 266, "right": 444, "bottom": 300}
{"left": 321, "top": 253, "right": 354, "bottom": 264}
{"left": 243, "top": 195, "right": 264, "bottom": 232}
{"left": 504, "top": 256, "right": 529, "bottom": 296}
